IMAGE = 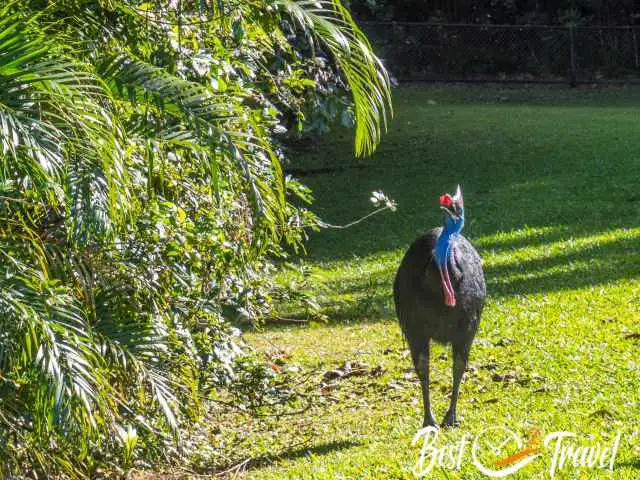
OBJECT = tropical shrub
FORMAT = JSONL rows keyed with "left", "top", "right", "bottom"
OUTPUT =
{"left": 0, "top": 0, "right": 391, "bottom": 476}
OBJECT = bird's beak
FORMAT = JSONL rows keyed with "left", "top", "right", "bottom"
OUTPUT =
{"left": 440, "top": 205, "right": 460, "bottom": 220}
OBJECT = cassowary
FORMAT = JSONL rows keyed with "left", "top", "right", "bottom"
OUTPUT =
{"left": 393, "top": 186, "right": 485, "bottom": 427}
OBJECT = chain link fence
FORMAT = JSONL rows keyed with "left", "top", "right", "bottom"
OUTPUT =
{"left": 360, "top": 22, "right": 640, "bottom": 84}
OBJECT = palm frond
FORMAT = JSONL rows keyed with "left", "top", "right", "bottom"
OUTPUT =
{"left": 98, "top": 54, "right": 286, "bottom": 237}
{"left": 0, "top": 232, "right": 183, "bottom": 440}
{"left": 89, "top": 266, "right": 181, "bottom": 433}
{"left": 0, "top": 6, "right": 130, "bottom": 243}
{"left": 0, "top": 241, "right": 105, "bottom": 435}
{"left": 277, "top": 0, "right": 392, "bottom": 156}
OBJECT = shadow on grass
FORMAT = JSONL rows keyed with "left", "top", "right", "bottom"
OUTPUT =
{"left": 485, "top": 231, "right": 640, "bottom": 297}
{"left": 304, "top": 174, "right": 640, "bottom": 263}
{"left": 265, "top": 225, "right": 640, "bottom": 329}
{"left": 472, "top": 225, "right": 572, "bottom": 251}
{"left": 213, "top": 439, "right": 361, "bottom": 475}
{"left": 616, "top": 459, "right": 640, "bottom": 470}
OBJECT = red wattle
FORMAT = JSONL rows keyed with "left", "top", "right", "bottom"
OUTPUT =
{"left": 438, "top": 265, "right": 456, "bottom": 307}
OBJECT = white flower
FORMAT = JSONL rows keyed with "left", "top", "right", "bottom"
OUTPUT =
{"left": 370, "top": 190, "right": 397, "bottom": 211}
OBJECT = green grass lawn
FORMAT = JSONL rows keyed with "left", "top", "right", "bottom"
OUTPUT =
{"left": 217, "top": 87, "right": 640, "bottom": 479}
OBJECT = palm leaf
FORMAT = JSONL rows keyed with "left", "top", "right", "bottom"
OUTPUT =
{"left": 0, "top": 5, "right": 130, "bottom": 243}
{"left": 98, "top": 54, "right": 286, "bottom": 237}
{"left": 0, "top": 241, "right": 105, "bottom": 435}
{"left": 276, "top": 0, "right": 392, "bottom": 156}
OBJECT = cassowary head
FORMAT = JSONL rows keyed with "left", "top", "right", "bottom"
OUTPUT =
{"left": 439, "top": 185, "right": 464, "bottom": 233}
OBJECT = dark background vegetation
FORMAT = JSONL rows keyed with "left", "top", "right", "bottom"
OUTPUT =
{"left": 348, "top": 1, "right": 640, "bottom": 83}
{"left": 347, "top": 0, "right": 640, "bottom": 25}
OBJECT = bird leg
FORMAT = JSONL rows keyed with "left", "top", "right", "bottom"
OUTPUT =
{"left": 442, "top": 342, "right": 469, "bottom": 427}
{"left": 414, "top": 341, "right": 437, "bottom": 427}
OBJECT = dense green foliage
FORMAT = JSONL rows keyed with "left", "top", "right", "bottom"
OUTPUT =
{"left": 0, "top": 0, "right": 390, "bottom": 476}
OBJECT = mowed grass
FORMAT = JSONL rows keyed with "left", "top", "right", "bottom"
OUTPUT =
{"left": 228, "top": 87, "right": 640, "bottom": 479}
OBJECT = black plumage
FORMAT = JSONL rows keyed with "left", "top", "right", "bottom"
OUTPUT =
{"left": 394, "top": 205, "right": 486, "bottom": 427}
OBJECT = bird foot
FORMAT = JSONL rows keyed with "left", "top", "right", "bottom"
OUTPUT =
{"left": 422, "top": 415, "right": 438, "bottom": 428}
{"left": 441, "top": 411, "right": 460, "bottom": 428}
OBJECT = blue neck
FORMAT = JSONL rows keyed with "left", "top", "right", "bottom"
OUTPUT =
{"left": 435, "top": 214, "right": 464, "bottom": 268}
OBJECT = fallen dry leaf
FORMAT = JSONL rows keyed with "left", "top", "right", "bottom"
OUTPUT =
{"left": 268, "top": 362, "right": 283, "bottom": 374}
{"left": 480, "top": 362, "right": 498, "bottom": 371}
{"left": 320, "top": 382, "right": 339, "bottom": 396}
{"left": 321, "top": 361, "right": 382, "bottom": 384}
{"left": 386, "top": 380, "right": 403, "bottom": 391}
{"left": 323, "top": 369, "right": 345, "bottom": 381}
{"left": 344, "top": 361, "right": 369, "bottom": 376}
{"left": 492, "top": 372, "right": 518, "bottom": 383}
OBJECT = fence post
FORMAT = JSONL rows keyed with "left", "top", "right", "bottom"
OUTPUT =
{"left": 568, "top": 25, "right": 577, "bottom": 87}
